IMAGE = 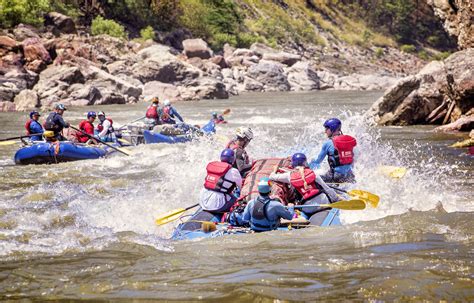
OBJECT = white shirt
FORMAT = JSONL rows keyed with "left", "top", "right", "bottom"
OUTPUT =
{"left": 268, "top": 169, "right": 338, "bottom": 202}
{"left": 98, "top": 119, "right": 112, "bottom": 138}
{"left": 199, "top": 167, "right": 242, "bottom": 211}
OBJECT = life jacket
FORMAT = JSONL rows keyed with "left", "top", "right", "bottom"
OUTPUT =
{"left": 97, "top": 118, "right": 114, "bottom": 133}
{"left": 252, "top": 196, "right": 270, "bottom": 221}
{"left": 290, "top": 167, "right": 320, "bottom": 201}
{"left": 145, "top": 105, "right": 158, "bottom": 119}
{"left": 161, "top": 106, "right": 172, "bottom": 123}
{"left": 329, "top": 135, "right": 357, "bottom": 167}
{"left": 77, "top": 120, "right": 94, "bottom": 143}
{"left": 226, "top": 140, "right": 250, "bottom": 165}
{"left": 204, "top": 161, "right": 236, "bottom": 194}
{"left": 44, "top": 112, "right": 59, "bottom": 131}
{"left": 25, "top": 119, "right": 33, "bottom": 135}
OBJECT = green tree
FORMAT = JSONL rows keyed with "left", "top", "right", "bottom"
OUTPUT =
{"left": 0, "top": 0, "right": 49, "bottom": 27}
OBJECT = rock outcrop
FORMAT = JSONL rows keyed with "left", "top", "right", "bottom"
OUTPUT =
{"left": 366, "top": 48, "right": 474, "bottom": 128}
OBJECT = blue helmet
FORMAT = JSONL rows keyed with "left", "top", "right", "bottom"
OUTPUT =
{"left": 212, "top": 111, "right": 217, "bottom": 117}
{"left": 220, "top": 148, "right": 235, "bottom": 164}
{"left": 291, "top": 153, "right": 307, "bottom": 167}
{"left": 323, "top": 118, "right": 342, "bottom": 132}
{"left": 29, "top": 111, "right": 40, "bottom": 119}
{"left": 87, "top": 111, "right": 97, "bottom": 118}
{"left": 257, "top": 177, "right": 271, "bottom": 194}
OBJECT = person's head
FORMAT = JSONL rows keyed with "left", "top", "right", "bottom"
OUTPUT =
{"left": 54, "top": 103, "right": 67, "bottom": 115}
{"left": 235, "top": 127, "right": 253, "bottom": 147}
{"left": 257, "top": 177, "right": 272, "bottom": 196}
{"left": 163, "top": 99, "right": 171, "bottom": 107}
{"left": 211, "top": 111, "right": 218, "bottom": 118}
{"left": 220, "top": 148, "right": 235, "bottom": 164}
{"left": 97, "top": 111, "right": 106, "bottom": 122}
{"left": 291, "top": 153, "right": 307, "bottom": 168}
{"left": 323, "top": 118, "right": 342, "bottom": 137}
{"left": 150, "top": 96, "right": 159, "bottom": 106}
{"left": 87, "top": 111, "right": 97, "bottom": 122}
{"left": 29, "top": 111, "right": 40, "bottom": 120}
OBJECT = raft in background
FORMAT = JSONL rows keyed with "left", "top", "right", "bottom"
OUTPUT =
{"left": 14, "top": 141, "right": 117, "bottom": 165}
{"left": 143, "top": 121, "right": 216, "bottom": 144}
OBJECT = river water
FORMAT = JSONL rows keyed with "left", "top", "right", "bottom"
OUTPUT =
{"left": 0, "top": 91, "right": 472, "bottom": 301}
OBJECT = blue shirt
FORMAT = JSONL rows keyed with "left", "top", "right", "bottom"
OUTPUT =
{"left": 165, "top": 106, "right": 184, "bottom": 123}
{"left": 28, "top": 120, "right": 43, "bottom": 141}
{"left": 242, "top": 196, "right": 294, "bottom": 232}
{"left": 309, "top": 139, "right": 353, "bottom": 175}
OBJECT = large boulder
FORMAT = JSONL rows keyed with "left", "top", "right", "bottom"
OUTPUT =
{"left": 143, "top": 81, "right": 181, "bottom": 101}
{"left": 286, "top": 61, "right": 320, "bottom": 91}
{"left": 34, "top": 65, "right": 85, "bottom": 105}
{"left": 366, "top": 48, "right": 474, "bottom": 126}
{"left": 182, "top": 39, "right": 213, "bottom": 59}
{"left": 12, "top": 24, "right": 40, "bottom": 41}
{"left": 0, "top": 101, "right": 16, "bottom": 112}
{"left": 44, "top": 12, "right": 77, "bottom": 35}
{"left": 0, "top": 68, "right": 37, "bottom": 102}
{"left": 14, "top": 89, "right": 39, "bottom": 111}
{"left": 262, "top": 52, "right": 301, "bottom": 66}
{"left": 247, "top": 61, "right": 290, "bottom": 91}
{"left": 22, "top": 38, "right": 51, "bottom": 73}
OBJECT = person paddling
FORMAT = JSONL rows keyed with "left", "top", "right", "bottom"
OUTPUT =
{"left": 309, "top": 118, "right": 357, "bottom": 183}
{"left": 144, "top": 97, "right": 162, "bottom": 129}
{"left": 76, "top": 111, "right": 97, "bottom": 143}
{"left": 96, "top": 111, "right": 115, "bottom": 142}
{"left": 269, "top": 153, "right": 339, "bottom": 215}
{"left": 161, "top": 99, "right": 184, "bottom": 124}
{"left": 211, "top": 112, "right": 226, "bottom": 124}
{"left": 242, "top": 177, "right": 295, "bottom": 232}
{"left": 25, "top": 111, "right": 43, "bottom": 141}
{"left": 226, "top": 127, "right": 254, "bottom": 177}
{"left": 43, "top": 103, "right": 70, "bottom": 141}
{"left": 200, "top": 148, "right": 242, "bottom": 214}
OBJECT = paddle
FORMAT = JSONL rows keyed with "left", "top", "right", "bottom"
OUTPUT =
{"left": 221, "top": 108, "right": 231, "bottom": 116}
{"left": 294, "top": 199, "right": 366, "bottom": 210}
{"left": 117, "top": 116, "right": 146, "bottom": 131}
{"left": 0, "top": 133, "right": 43, "bottom": 145}
{"left": 378, "top": 165, "right": 407, "bottom": 179}
{"left": 155, "top": 203, "right": 199, "bottom": 226}
{"left": 329, "top": 186, "right": 380, "bottom": 208}
{"left": 70, "top": 126, "right": 132, "bottom": 156}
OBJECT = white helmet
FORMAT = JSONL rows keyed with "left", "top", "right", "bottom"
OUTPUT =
{"left": 163, "top": 99, "right": 171, "bottom": 106}
{"left": 235, "top": 127, "right": 253, "bottom": 141}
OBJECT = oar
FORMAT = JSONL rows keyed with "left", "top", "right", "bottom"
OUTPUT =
{"left": 329, "top": 186, "right": 380, "bottom": 208}
{"left": 0, "top": 133, "right": 43, "bottom": 145}
{"left": 70, "top": 126, "right": 132, "bottom": 156}
{"left": 155, "top": 203, "right": 199, "bottom": 226}
{"left": 117, "top": 116, "right": 146, "bottom": 131}
{"left": 294, "top": 199, "right": 366, "bottom": 210}
{"left": 378, "top": 165, "right": 407, "bottom": 179}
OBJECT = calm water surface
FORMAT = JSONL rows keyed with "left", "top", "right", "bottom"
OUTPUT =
{"left": 0, "top": 91, "right": 472, "bottom": 301}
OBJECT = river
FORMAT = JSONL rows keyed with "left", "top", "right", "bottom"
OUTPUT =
{"left": 0, "top": 91, "right": 472, "bottom": 301}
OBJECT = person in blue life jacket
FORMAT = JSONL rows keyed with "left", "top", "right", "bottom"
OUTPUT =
{"left": 24, "top": 111, "right": 44, "bottom": 141}
{"left": 43, "top": 103, "right": 70, "bottom": 140}
{"left": 200, "top": 148, "right": 243, "bottom": 214}
{"left": 269, "top": 153, "right": 339, "bottom": 215}
{"left": 161, "top": 99, "right": 184, "bottom": 124}
{"left": 242, "top": 177, "right": 295, "bottom": 232}
{"left": 309, "top": 118, "right": 357, "bottom": 183}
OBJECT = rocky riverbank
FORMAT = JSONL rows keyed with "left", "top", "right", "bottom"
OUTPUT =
{"left": 0, "top": 13, "right": 426, "bottom": 112}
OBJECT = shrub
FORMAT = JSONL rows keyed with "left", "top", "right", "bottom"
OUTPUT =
{"left": 91, "top": 16, "right": 126, "bottom": 39}
{"left": 418, "top": 49, "right": 429, "bottom": 60}
{"left": 236, "top": 32, "right": 259, "bottom": 48}
{"left": 432, "top": 51, "right": 451, "bottom": 61}
{"left": 0, "top": 0, "right": 49, "bottom": 27}
{"left": 210, "top": 33, "right": 237, "bottom": 50}
{"left": 400, "top": 44, "right": 416, "bottom": 53}
{"left": 140, "top": 25, "right": 155, "bottom": 40}
{"left": 375, "top": 47, "right": 384, "bottom": 58}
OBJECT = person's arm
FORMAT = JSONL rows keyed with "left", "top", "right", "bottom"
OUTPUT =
{"left": 315, "top": 174, "right": 338, "bottom": 202}
{"left": 309, "top": 141, "right": 331, "bottom": 169}
{"left": 235, "top": 149, "right": 252, "bottom": 173}
{"left": 275, "top": 202, "right": 294, "bottom": 220}
{"left": 230, "top": 168, "right": 243, "bottom": 189}
{"left": 56, "top": 115, "right": 69, "bottom": 128}
{"left": 171, "top": 107, "right": 184, "bottom": 122}
{"left": 242, "top": 202, "right": 251, "bottom": 223}
{"left": 268, "top": 171, "right": 291, "bottom": 184}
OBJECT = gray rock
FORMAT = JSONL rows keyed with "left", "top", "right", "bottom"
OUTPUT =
{"left": 182, "top": 38, "right": 213, "bottom": 59}
{"left": 143, "top": 81, "right": 181, "bottom": 101}
{"left": 286, "top": 61, "right": 320, "bottom": 91}
{"left": 44, "top": 12, "right": 77, "bottom": 34}
{"left": 262, "top": 52, "right": 301, "bottom": 66}
{"left": 14, "top": 89, "right": 39, "bottom": 111}
{"left": 12, "top": 24, "right": 40, "bottom": 41}
{"left": 247, "top": 61, "right": 290, "bottom": 91}
{"left": 250, "top": 43, "right": 278, "bottom": 56}
{"left": 0, "top": 101, "right": 16, "bottom": 112}
{"left": 244, "top": 77, "right": 264, "bottom": 91}
{"left": 68, "top": 84, "right": 101, "bottom": 105}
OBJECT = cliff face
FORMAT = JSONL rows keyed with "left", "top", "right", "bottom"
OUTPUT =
{"left": 427, "top": 0, "right": 473, "bottom": 49}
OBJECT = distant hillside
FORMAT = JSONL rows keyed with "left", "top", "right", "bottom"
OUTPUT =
{"left": 0, "top": 0, "right": 457, "bottom": 57}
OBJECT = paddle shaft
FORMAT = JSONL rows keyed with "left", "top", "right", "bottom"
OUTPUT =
{"left": 0, "top": 133, "right": 43, "bottom": 142}
{"left": 70, "top": 126, "right": 130, "bottom": 156}
{"left": 117, "top": 116, "right": 146, "bottom": 130}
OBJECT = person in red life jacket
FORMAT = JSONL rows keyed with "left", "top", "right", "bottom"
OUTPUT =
{"left": 226, "top": 127, "right": 254, "bottom": 177}
{"left": 43, "top": 103, "right": 70, "bottom": 140}
{"left": 96, "top": 111, "right": 115, "bottom": 142}
{"left": 199, "top": 148, "right": 243, "bottom": 214}
{"left": 76, "top": 111, "right": 97, "bottom": 143}
{"left": 161, "top": 99, "right": 184, "bottom": 124}
{"left": 25, "top": 111, "right": 44, "bottom": 141}
{"left": 309, "top": 118, "right": 357, "bottom": 183}
{"left": 269, "top": 153, "right": 339, "bottom": 215}
{"left": 211, "top": 112, "right": 226, "bottom": 124}
{"left": 144, "top": 97, "right": 163, "bottom": 129}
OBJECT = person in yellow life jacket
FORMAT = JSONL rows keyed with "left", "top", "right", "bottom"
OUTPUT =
{"left": 144, "top": 97, "right": 163, "bottom": 129}
{"left": 269, "top": 153, "right": 339, "bottom": 215}
{"left": 226, "top": 127, "right": 253, "bottom": 177}
{"left": 309, "top": 118, "right": 357, "bottom": 183}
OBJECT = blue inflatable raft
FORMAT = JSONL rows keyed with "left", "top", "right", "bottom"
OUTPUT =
{"left": 14, "top": 141, "right": 116, "bottom": 165}
{"left": 171, "top": 207, "right": 341, "bottom": 240}
{"left": 143, "top": 121, "right": 216, "bottom": 144}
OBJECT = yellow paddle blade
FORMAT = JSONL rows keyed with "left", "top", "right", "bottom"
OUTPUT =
{"left": 155, "top": 208, "right": 187, "bottom": 226}
{"left": 378, "top": 165, "right": 407, "bottom": 179}
{"left": 320, "top": 199, "right": 366, "bottom": 210}
{"left": 348, "top": 190, "right": 380, "bottom": 208}
{"left": 0, "top": 140, "right": 18, "bottom": 146}
{"left": 116, "top": 147, "right": 133, "bottom": 156}
{"left": 117, "top": 138, "right": 131, "bottom": 145}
